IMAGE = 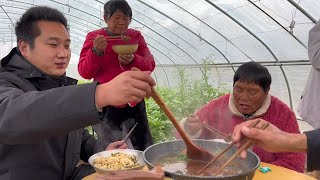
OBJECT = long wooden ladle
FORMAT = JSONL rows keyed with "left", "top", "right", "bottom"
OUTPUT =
{"left": 150, "top": 86, "right": 214, "bottom": 161}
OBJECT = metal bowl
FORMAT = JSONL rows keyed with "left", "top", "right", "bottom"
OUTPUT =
{"left": 143, "top": 139, "right": 260, "bottom": 180}
{"left": 112, "top": 44, "right": 139, "bottom": 55}
{"left": 88, "top": 149, "right": 146, "bottom": 174}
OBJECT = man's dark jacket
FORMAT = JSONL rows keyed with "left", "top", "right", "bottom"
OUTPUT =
{"left": 0, "top": 48, "right": 103, "bottom": 180}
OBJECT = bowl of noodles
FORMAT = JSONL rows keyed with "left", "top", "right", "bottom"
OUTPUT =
{"left": 89, "top": 149, "right": 146, "bottom": 174}
{"left": 112, "top": 44, "right": 139, "bottom": 55}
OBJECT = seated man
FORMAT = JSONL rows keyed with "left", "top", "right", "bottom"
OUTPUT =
{"left": 0, "top": 6, "right": 155, "bottom": 180}
{"left": 180, "top": 62, "right": 305, "bottom": 173}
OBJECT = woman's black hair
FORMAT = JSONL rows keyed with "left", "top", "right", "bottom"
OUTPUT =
{"left": 15, "top": 6, "right": 68, "bottom": 49}
{"left": 104, "top": 0, "right": 132, "bottom": 19}
{"left": 233, "top": 62, "right": 272, "bottom": 93}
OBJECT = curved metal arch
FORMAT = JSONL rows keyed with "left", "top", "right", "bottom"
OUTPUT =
{"left": 153, "top": 57, "right": 170, "bottom": 87}
{"left": 5, "top": 0, "right": 102, "bottom": 28}
{"left": 205, "top": 0, "right": 293, "bottom": 109}
{"left": 142, "top": 33, "right": 188, "bottom": 64}
{"left": 287, "top": 0, "right": 317, "bottom": 24}
{"left": 248, "top": 0, "right": 307, "bottom": 49}
{"left": 134, "top": 19, "right": 206, "bottom": 71}
{"left": 1, "top": 4, "right": 96, "bottom": 42}
{"left": 131, "top": 9, "right": 199, "bottom": 53}
{"left": 0, "top": 5, "right": 14, "bottom": 25}
{"left": 1, "top": 3, "right": 96, "bottom": 33}
{"left": 167, "top": 0, "right": 254, "bottom": 63}
{"left": 136, "top": 0, "right": 235, "bottom": 72}
{"left": 66, "top": 15, "right": 99, "bottom": 29}
{"left": 147, "top": 43, "right": 177, "bottom": 66}
{"left": 148, "top": 46, "right": 172, "bottom": 87}
{"left": 152, "top": 68, "right": 159, "bottom": 87}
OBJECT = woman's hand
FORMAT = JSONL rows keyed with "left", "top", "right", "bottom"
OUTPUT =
{"left": 118, "top": 54, "right": 134, "bottom": 65}
{"left": 93, "top": 35, "right": 107, "bottom": 54}
{"left": 106, "top": 141, "right": 127, "bottom": 150}
{"left": 185, "top": 114, "right": 202, "bottom": 135}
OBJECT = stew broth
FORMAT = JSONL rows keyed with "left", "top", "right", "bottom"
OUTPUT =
{"left": 153, "top": 153, "right": 244, "bottom": 177}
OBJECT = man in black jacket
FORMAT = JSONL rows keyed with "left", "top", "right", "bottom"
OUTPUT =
{"left": 0, "top": 6, "right": 155, "bottom": 180}
{"left": 232, "top": 119, "right": 320, "bottom": 171}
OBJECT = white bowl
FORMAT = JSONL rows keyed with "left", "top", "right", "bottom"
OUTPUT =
{"left": 88, "top": 149, "right": 146, "bottom": 174}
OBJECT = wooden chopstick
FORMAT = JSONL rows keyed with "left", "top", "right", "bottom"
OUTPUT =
{"left": 89, "top": 35, "right": 131, "bottom": 41}
{"left": 213, "top": 122, "right": 269, "bottom": 175}
{"left": 196, "top": 120, "right": 261, "bottom": 175}
{"left": 200, "top": 122, "right": 231, "bottom": 141}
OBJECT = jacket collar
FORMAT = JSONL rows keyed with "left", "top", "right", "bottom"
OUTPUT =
{"left": 1, "top": 47, "right": 77, "bottom": 86}
{"left": 229, "top": 93, "right": 271, "bottom": 119}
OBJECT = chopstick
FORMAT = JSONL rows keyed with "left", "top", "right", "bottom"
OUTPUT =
{"left": 123, "top": 122, "right": 138, "bottom": 142}
{"left": 118, "top": 122, "right": 138, "bottom": 148}
{"left": 199, "top": 122, "right": 231, "bottom": 142}
{"left": 196, "top": 120, "right": 261, "bottom": 175}
{"left": 213, "top": 122, "right": 269, "bottom": 175}
{"left": 89, "top": 35, "right": 131, "bottom": 41}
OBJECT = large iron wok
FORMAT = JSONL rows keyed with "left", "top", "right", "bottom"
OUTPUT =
{"left": 143, "top": 139, "right": 260, "bottom": 180}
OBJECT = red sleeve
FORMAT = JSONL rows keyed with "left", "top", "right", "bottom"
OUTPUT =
{"left": 196, "top": 99, "right": 221, "bottom": 139}
{"left": 122, "top": 31, "right": 155, "bottom": 72}
{"left": 270, "top": 106, "right": 306, "bottom": 173}
{"left": 78, "top": 31, "right": 116, "bottom": 79}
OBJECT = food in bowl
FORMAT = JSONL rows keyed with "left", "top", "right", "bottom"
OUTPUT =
{"left": 93, "top": 152, "right": 140, "bottom": 170}
{"left": 89, "top": 149, "right": 145, "bottom": 173}
{"left": 112, "top": 44, "right": 139, "bottom": 55}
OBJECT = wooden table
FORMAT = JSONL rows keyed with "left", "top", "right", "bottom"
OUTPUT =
{"left": 83, "top": 162, "right": 316, "bottom": 180}
{"left": 252, "top": 162, "right": 316, "bottom": 180}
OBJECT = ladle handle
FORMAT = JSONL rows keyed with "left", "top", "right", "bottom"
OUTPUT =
{"left": 151, "top": 87, "right": 194, "bottom": 146}
{"left": 130, "top": 67, "right": 195, "bottom": 148}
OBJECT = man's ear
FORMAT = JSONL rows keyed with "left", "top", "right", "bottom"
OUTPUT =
{"left": 18, "top": 40, "right": 29, "bottom": 57}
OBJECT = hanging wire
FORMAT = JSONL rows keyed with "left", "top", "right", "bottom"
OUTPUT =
{"left": 258, "top": 0, "right": 291, "bottom": 22}
{"left": 289, "top": 20, "right": 295, "bottom": 34}
{"left": 291, "top": 0, "right": 301, "bottom": 20}
{"left": 289, "top": 0, "right": 301, "bottom": 34}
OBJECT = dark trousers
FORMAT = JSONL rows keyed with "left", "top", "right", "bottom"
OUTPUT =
{"left": 70, "top": 164, "right": 95, "bottom": 180}
{"left": 93, "top": 100, "right": 154, "bottom": 151}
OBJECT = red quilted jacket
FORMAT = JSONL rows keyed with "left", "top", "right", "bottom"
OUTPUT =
{"left": 196, "top": 94, "right": 306, "bottom": 173}
{"left": 78, "top": 28, "right": 155, "bottom": 83}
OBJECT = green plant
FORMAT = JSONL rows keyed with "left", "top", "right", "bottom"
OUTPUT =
{"left": 146, "top": 60, "right": 228, "bottom": 143}
{"left": 79, "top": 60, "right": 228, "bottom": 144}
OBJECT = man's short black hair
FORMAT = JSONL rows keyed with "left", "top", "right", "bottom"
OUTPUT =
{"left": 15, "top": 6, "right": 68, "bottom": 49}
{"left": 104, "top": 0, "right": 132, "bottom": 20}
{"left": 233, "top": 62, "right": 272, "bottom": 93}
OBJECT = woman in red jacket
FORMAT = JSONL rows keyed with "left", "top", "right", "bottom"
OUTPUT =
{"left": 180, "top": 62, "right": 306, "bottom": 173}
{"left": 78, "top": 0, "right": 155, "bottom": 151}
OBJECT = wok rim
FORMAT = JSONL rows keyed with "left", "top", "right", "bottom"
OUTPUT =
{"left": 143, "top": 139, "right": 261, "bottom": 179}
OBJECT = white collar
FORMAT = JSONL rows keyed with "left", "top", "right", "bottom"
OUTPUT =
{"left": 229, "top": 94, "right": 271, "bottom": 119}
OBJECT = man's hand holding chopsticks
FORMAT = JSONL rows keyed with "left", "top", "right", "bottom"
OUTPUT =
{"left": 231, "top": 118, "right": 307, "bottom": 159}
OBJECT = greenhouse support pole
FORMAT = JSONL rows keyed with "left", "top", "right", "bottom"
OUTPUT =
{"left": 205, "top": 0, "right": 293, "bottom": 109}
{"left": 287, "top": 0, "right": 317, "bottom": 24}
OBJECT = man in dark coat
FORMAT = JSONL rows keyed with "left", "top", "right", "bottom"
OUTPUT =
{"left": 0, "top": 6, "right": 155, "bottom": 180}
